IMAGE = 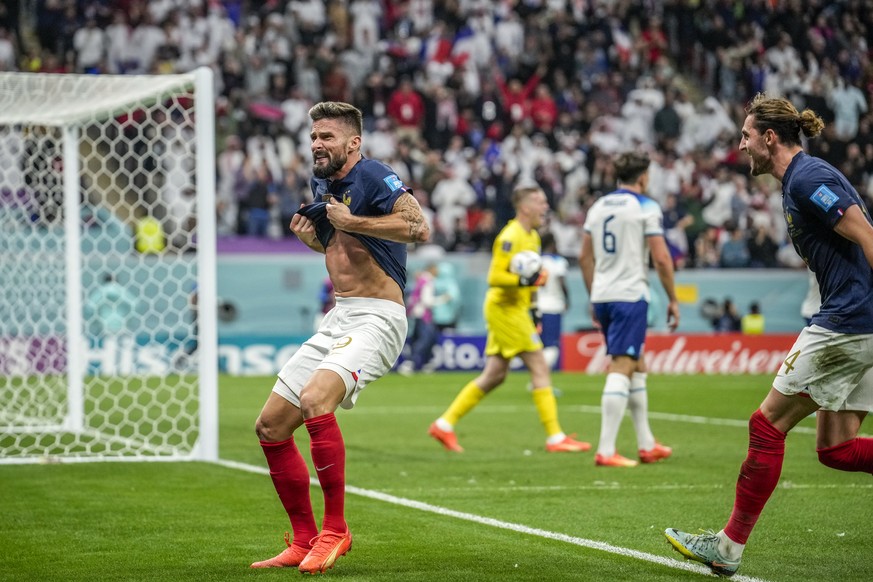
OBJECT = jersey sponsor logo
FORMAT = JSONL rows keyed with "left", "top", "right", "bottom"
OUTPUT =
{"left": 810, "top": 185, "right": 838, "bottom": 211}
{"left": 383, "top": 174, "right": 404, "bottom": 191}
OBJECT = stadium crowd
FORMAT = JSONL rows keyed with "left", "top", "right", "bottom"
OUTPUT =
{"left": 2, "top": 0, "right": 872, "bottom": 268}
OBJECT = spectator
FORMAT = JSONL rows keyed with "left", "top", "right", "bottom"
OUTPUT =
{"left": 694, "top": 225, "right": 722, "bottom": 269}
{"left": 653, "top": 90, "right": 683, "bottom": 151}
{"left": 747, "top": 225, "right": 780, "bottom": 268}
{"left": 242, "top": 161, "right": 277, "bottom": 237}
{"left": 537, "top": 232, "right": 569, "bottom": 369}
{"left": 432, "top": 262, "right": 462, "bottom": 333}
{"left": 430, "top": 164, "right": 477, "bottom": 246}
{"left": 741, "top": 302, "right": 765, "bottom": 335}
{"left": 399, "top": 263, "right": 440, "bottom": 375}
{"left": 85, "top": 273, "right": 139, "bottom": 338}
{"left": 386, "top": 77, "right": 426, "bottom": 145}
{"left": 0, "top": 26, "right": 17, "bottom": 70}
{"left": 714, "top": 298, "right": 742, "bottom": 333}
{"left": 829, "top": 78, "right": 868, "bottom": 141}
{"left": 719, "top": 221, "right": 750, "bottom": 268}
{"left": 313, "top": 277, "right": 335, "bottom": 332}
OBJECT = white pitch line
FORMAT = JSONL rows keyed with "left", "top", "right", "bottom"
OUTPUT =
{"left": 352, "top": 404, "right": 873, "bottom": 438}
{"left": 215, "top": 458, "right": 769, "bottom": 582}
{"left": 376, "top": 481, "right": 873, "bottom": 494}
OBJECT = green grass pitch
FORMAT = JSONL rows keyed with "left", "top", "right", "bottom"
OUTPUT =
{"left": 2, "top": 372, "right": 871, "bottom": 581}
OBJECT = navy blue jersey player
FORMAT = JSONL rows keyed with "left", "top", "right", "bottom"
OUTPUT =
{"left": 252, "top": 102, "right": 429, "bottom": 574}
{"left": 666, "top": 93, "right": 873, "bottom": 577}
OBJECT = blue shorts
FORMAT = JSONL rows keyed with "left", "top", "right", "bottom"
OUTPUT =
{"left": 593, "top": 301, "right": 648, "bottom": 360}
{"left": 540, "top": 313, "right": 562, "bottom": 348}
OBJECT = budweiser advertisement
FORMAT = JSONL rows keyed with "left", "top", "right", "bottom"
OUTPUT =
{"left": 561, "top": 332, "right": 797, "bottom": 374}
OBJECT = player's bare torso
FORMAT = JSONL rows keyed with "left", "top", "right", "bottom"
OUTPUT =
{"left": 325, "top": 231, "right": 403, "bottom": 304}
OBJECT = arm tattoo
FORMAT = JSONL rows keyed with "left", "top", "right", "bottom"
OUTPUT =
{"left": 393, "top": 193, "right": 427, "bottom": 241}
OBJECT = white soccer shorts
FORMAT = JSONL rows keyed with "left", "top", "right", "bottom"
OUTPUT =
{"left": 772, "top": 324, "right": 873, "bottom": 412}
{"left": 274, "top": 296, "right": 408, "bottom": 409}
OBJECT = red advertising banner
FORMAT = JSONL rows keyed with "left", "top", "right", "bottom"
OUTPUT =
{"left": 561, "top": 332, "right": 797, "bottom": 374}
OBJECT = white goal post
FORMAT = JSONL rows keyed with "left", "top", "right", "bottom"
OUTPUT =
{"left": 0, "top": 68, "right": 217, "bottom": 464}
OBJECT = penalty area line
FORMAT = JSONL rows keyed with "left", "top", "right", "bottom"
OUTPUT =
{"left": 215, "top": 458, "right": 769, "bottom": 582}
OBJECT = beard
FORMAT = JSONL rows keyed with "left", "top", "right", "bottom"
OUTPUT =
{"left": 749, "top": 153, "right": 773, "bottom": 177}
{"left": 312, "top": 151, "right": 347, "bottom": 179}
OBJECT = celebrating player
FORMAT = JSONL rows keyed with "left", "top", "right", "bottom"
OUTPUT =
{"left": 428, "top": 185, "right": 590, "bottom": 453}
{"left": 665, "top": 93, "right": 873, "bottom": 577}
{"left": 580, "top": 151, "right": 679, "bottom": 468}
{"left": 251, "top": 102, "right": 429, "bottom": 573}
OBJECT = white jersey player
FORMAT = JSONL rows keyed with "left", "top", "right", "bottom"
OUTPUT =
{"left": 580, "top": 151, "right": 680, "bottom": 468}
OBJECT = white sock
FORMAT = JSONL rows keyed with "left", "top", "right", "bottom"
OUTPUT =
{"left": 435, "top": 417, "right": 454, "bottom": 432}
{"left": 717, "top": 530, "right": 745, "bottom": 560}
{"left": 597, "top": 373, "right": 631, "bottom": 457}
{"left": 629, "top": 372, "right": 656, "bottom": 451}
{"left": 542, "top": 346, "right": 559, "bottom": 369}
{"left": 546, "top": 432, "right": 567, "bottom": 445}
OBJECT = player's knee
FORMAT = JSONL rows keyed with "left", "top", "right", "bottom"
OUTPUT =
{"left": 255, "top": 415, "right": 275, "bottom": 442}
{"left": 489, "top": 368, "right": 508, "bottom": 387}
{"left": 298, "top": 389, "right": 337, "bottom": 419}
{"left": 817, "top": 440, "right": 855, "bottom": 471}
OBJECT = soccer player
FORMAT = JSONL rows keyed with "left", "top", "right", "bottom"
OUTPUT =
{"left": 579, "top": 151, "right": 680, "bottom": 468}
{"left": 251, "top": 102, "right": 429, "bottom": 573}
{"left": 666, "top": 93, "right": 873, "bottom": 577}
{"left": 428, "top": 185, "right": 590, "bottom": 453}
{"left": 537, "top": 232, "right": 570, "bottom": 370}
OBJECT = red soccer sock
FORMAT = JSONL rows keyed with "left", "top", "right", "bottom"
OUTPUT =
{"left": 724, "top": 409, "right": 786, "bottom": 545}
{"left": 305, "top": 412, "right": 347, "bottom": 534}
{"left": 817, "top": 438, "right": 873, "bottom": 473}
{"left": 260, "top": 436, "right": 318, "bottom": 549}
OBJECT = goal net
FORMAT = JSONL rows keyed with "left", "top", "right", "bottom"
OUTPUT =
{"left": 0, "top": 69, "right": 217, "bottom": 464}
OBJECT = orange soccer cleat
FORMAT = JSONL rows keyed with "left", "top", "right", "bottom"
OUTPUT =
{"left": 298, "top": 529, "right": 353, "bottom": 575}
{"left": 428, "top": 422, "right": 464, "bottom": 452}
{"left": 595, "top": 453, "right": 639, "bottom": 467}
{"left": 639, "top": 442, "right": 673, "bottom": 464}
{"left": 545, "top": 434, "right": 592, "bottom": 453}
{"left": 250, "top": 532, "right": 311, "bottom": 568}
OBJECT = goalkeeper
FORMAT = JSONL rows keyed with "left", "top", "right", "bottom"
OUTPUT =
{"left": 428, "top": 185, "right": 591, "bottom": 454}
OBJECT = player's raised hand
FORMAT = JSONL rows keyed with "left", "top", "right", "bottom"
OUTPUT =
{"left": 325, "top": 196, "right": 353, "bottom": 229}
{"left": 290, "top": 204, "right": 320, "bottom": 249}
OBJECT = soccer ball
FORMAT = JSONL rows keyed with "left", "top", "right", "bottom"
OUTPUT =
{"left": 510, "top": 250, "right": 543, "bottom": 279}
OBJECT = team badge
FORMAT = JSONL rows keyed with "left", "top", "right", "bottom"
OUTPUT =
{"left": 810, "top": 185, "right": 838, "bottom": 211}
{"left": 383, "top": 174, "right": 404, "bottom": 191}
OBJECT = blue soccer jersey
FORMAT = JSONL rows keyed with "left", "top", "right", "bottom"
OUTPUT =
{"left": 298, "top": 157, "right": 411, "bottom": 291}
{"left": 782, "top": 152, "right": 873, "bottom": 333}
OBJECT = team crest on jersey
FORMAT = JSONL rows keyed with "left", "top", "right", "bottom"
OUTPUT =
{"left": 810, "top": 185, "right": 838, "bottom": 211}
{"left": 501, "top": 240, "right": 512, "bottom": 252}
{"left": 342, "top": 189, "right": 352, "bottom": 205}
{"left": 383, "top": 174, "right": 404, "bottom": 191}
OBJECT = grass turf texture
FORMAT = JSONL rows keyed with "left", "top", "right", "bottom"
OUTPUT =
{"left": 2, "top": 372, "right": 871, "bottom": 581}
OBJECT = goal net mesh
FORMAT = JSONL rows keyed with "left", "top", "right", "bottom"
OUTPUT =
{"left": 0, "top": 71, "right": 216, "bottom": 463}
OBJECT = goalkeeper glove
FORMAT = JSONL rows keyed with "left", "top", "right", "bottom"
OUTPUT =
{"left": 519, "top": 270, "right": 548, "bottom": 287}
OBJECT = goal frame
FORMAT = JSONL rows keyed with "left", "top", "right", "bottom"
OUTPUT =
{"left": 0, "top": 68, "right": 217, "bottom": 464}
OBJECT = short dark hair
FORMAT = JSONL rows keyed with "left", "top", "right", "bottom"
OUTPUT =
{"left": 614, "top": 151, "right": 650, "bottom": 184}
{"left": 309, "top": 101, "right": 363, "bottom": 136}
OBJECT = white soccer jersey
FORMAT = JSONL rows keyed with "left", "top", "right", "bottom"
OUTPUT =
{"left": 538, "top": 253, "right": 569, "bottom": 314}
{"left": 583, "top": 189, "right": 664, "bottom": 303}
